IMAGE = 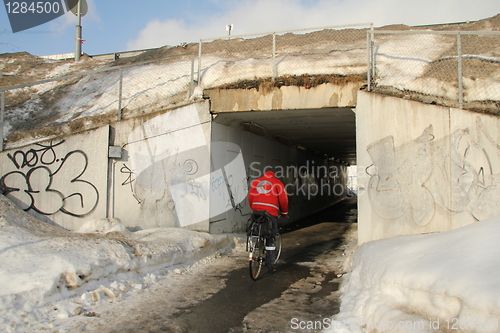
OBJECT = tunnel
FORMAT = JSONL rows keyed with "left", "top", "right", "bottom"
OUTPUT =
{"left": 208, "top": 106, "right": 357, "bottom": 234}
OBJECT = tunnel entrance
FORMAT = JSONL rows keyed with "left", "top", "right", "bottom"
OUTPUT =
{"left": 211, "top": 108, "right": 356, "bottom": 165}
{"left": 209, "top": 107, "right": 357, "bottom": 234}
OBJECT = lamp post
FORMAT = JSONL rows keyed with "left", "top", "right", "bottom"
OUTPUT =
{"left": 74, "top": 0, "right": 82, "bottom": 61}
{"left": 226, "top": 24, "right": 233, "bottom": 37}
{"left": 69, "top": 0, "right": 88, "bottom": 61}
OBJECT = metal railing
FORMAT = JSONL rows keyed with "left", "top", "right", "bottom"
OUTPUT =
{"left": 367, "top": 30, "right": 500, "bottom": 112}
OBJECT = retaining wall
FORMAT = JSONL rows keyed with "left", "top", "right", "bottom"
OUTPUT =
{"left": 356, "top": 91, "right": 500, "bottom": 244}
{"left": 0, "top": 102, "right": 213, "bottom": 232}
{"left": 0, "top": 126, "right": 109, "bottom": 230}
{"left": 0, "top": 99, "right": 348, "bottom": 233}
{"left": 110, "top": 101, "right": 213, "bottom": 232}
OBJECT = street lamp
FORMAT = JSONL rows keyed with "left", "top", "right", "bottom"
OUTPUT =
{"left": 66, "top": 0, "right": 88, "bottom": 61}
{"left": 226, "top": 24, "right": 233, "bottom": 37}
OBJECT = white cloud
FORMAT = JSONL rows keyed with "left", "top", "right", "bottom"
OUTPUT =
{"left": 49, "top": 0, "right": 100, "bottom": 34}
{"left": 126, "top": 0, "right": 500, "bottom": 50}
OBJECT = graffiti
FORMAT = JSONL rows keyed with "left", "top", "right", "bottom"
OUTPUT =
{"left": 227, "top": 174, "right": 248, "bottom": 215}
{"left": 0, "top": 141, "right": 99, "bottom": 218}
{"left": 120, "top": 157, "right": 204, "bottom": 205}
{"left": 120, "top": 164, "right": 142, "bottom": 204}
{"left": 187, "top": 179, "right": 206, "bottom": 201}
{"left": 120, "top": 164, "right": 135, "bottom": 188}
{"left": 184, "top": 159, "right": 198, "bottom": 175}
{"left": 211, "top": 173, "right": 248, "bottom": 216}
{"left": 211, "top": 175, "right": 226, "bottom": 196}
{"left": 7, "top": 140, "right": 65, "bottom": 169}
{"left": 366, "top": 126, "right": 434, "bottom": 225}
{"left": 232, "top": 178, "right": 249, "bottom": 216}
{"left": 232, "top": 202, "right": 244, "bottom": 215}
{"left": 367, "top": 118, "right": 500, "bottom": 226}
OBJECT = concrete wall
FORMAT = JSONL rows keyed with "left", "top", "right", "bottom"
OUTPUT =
{"left": 0, "top": 102, "right": 213, "bottom": 232}
{"left": 210, "top": 120, "right": 347, "bottom": 233}
{"left": 111, "top": 101, "right": 212, "bottom": 232}
{"left": 0, "top": 99, "right": 349, "bottom": 234}
{"left": 204, "top": 81, "right": 363, "bottom": 112}
{"left": 356, "top": 91, "right": 500, "bottom": 244}
{"left": 0, "top": 126, "right": 109, "bottom": 230}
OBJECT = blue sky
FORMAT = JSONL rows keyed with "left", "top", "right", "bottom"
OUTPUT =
{"left": 1, "top": 0, "right": 499, "bottom": 57}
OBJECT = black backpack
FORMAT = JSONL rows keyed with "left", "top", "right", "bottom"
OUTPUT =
{"left": 249, "top": 210, "right": 272, "bottom": 237}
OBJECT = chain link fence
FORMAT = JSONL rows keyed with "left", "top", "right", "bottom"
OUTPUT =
{"left": 198, "top": 23, "right": 372, "bottom": 89}
{"left": 367, "top": 30, "right": 500, "bottom": 113}
{"left": 2, "top": 24, "right": 500, "bottom": 151}
{"left": 0, "top": 54, "right": 196, "bottom": 148}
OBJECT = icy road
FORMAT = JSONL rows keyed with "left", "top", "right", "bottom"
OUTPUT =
{"left": 48, "top": 199, "right": 357, "bottom": 333}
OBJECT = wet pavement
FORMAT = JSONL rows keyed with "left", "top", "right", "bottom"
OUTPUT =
{"left": 175, "top": 197, "right": 358, "bottom": 333}
{"left": 64, "top": 197, "right": 358, "bottom": 333}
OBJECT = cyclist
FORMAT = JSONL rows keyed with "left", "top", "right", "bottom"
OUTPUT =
{"left": 248, "top": 170, "right": 288, "bottom": 272}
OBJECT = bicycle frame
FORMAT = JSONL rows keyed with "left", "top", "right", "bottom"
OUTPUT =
{"left": 247, "top": 213, "right": 282, "bottom": 280}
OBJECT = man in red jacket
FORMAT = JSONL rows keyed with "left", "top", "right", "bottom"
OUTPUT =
{"left": 248, "top": 170, "right": 289, "bottom": 272}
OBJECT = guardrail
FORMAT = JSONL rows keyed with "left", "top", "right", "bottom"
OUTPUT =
{"left": 40, "top": 48, "right": 151, "bottom": 61}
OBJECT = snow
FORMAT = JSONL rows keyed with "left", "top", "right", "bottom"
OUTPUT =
{"left": 326, "top": 214, "right": 500, "bottom": 333}
{"left": 6, "top": 174, "right": 500, "bottom": 333}
{"left": 2, "top": 23, "right": 500, "bottom": 332}
{"left": 0, "top": 194, "right": 236, "bottom": 332}
{"left": 6, "top": 25, "right": 500, "bottom": 148}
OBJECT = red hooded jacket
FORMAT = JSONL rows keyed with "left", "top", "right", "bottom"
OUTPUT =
{"left": 248, "top": 171, "right": 288, "bottom": 217}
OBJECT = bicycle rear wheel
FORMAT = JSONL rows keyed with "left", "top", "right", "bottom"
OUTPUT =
{"left": 249, "top": 237, "right": 264, "bottom": 280}
{"left": 274, "top": 233, "right": 282, "bottom": 264}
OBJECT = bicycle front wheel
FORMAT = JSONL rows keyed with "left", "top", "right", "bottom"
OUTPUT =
{"left": 249, "top": 238, "right": 264, "bottom": 280}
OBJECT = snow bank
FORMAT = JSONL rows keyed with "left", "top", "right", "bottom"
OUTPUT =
{"left": 0, "top": 194, "right": 236, "bottom": 332}
{"left": 76, "top": 217, "right": 131, "bottom": 234}
{"left": 327, "top": 215, "right": 500, "bottom": 333}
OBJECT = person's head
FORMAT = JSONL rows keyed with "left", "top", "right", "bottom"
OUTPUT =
{"left": 262, "top": 165, "right": 275, "bottom": 176}
{"left": 264, "top": 169, "right": 275, "bottom": 178}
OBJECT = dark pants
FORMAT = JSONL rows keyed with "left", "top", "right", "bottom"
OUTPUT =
{"left": 265, "top": 214, "right": 278, "bottom": 268}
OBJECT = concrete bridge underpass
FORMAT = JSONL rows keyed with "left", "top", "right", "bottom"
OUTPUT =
{"left": 205, "top": 83, "right": 359, "bottom": 234}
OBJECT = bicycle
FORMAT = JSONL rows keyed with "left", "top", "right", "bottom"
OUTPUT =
{"left": 246, "top": 211, "right": 282, "bottom": 280}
